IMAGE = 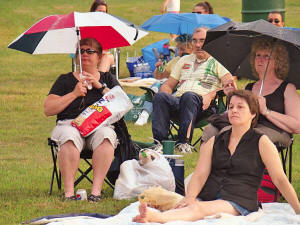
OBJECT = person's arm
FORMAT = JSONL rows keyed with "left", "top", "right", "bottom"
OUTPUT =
{"left": 258, "top": 83, "right": 300, "bottom": 134}
{"left": 174, "top": 137, "right": 214, "bottom": 208}
{"left": 44, "top": 80, "right": 88, "bottom": 116}
{"left": 259, "top": 135, "right": 300, "bottom": 214}
{"left": 161, "top": 0, "right": 170, "bottom": 13}
{"left": 160, "top": 77, "right": 178, "bottom": 94}
{"left": 98, "top": 53, "right": 115, "bottom": 73}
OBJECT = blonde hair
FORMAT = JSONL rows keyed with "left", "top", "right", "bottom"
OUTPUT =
{"left": 250, "top": 38, "right": 289, "bottom": 80}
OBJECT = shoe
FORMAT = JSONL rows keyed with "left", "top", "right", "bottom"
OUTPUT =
{"left": 150, "top": 143, "right": 163, "bottom": 154}
{"left": 88, "top": 194, "right": 101, "bottom": 202}
{"left": 62, "top": 195, "right": 77, "bottom": 202}
{"left": 175, "top": 143, "right": 195, "bottom": 154}
{"left": 135, "top": 110, "right": 149, "bottom": 126}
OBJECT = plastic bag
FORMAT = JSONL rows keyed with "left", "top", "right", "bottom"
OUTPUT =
{"left": 72, "top": 86, "right": 133, "bottom": 137}
{"left": 113, "top": 149, "right": 175, "bottom": 200}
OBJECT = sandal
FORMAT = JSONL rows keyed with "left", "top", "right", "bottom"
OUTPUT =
{"left": 62, "top": 195, "right": 77, "bottom": 202}
{"left": 88, "top": 194, "right": 101, "bottom": 202}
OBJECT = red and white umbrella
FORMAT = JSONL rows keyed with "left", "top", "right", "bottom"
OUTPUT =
{"left": 8, "top": 11, "right": 148, "bottom": 54}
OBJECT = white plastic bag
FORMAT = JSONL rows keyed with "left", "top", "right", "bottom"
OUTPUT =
{"left": 72, "top": 86, "right": 133, "bottom": 137}
{"left": 113, "top": 149, "right": 175, "bottom": 200}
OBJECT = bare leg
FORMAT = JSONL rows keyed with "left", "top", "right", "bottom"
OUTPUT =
{"left": 58, "top": 141, "right": 80, "bottom": 197}
{"left": 133, "top": 200, "right": 239, "bottom": 223}
{"left": 90, "top": 138, "right": 114, "bottom": 196}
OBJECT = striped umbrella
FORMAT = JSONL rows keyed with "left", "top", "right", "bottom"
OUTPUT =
{"left": 8, "top": 11, "right": 148, "bottom": 54}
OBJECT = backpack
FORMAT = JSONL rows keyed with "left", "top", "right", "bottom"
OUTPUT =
{"left": 257, "top": 168, "right": 279, "bottom": 203}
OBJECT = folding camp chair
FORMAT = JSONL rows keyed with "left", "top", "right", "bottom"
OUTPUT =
{"left": 48, "top": 138, "right": 114, "bottom": 195}
{"left": 275, "top": 137, "right": 293, "bottom": 183}
{"left": 48, "top": 119, "right": 140, "bottom": 195}
{"left": 168, "top": 90, "right": 227, "bottom": 147}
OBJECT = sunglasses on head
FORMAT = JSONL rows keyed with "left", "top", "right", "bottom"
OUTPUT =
{"left": 267, "top": 18, "right": 280, "bottom": 24}
{"left": 78, "top": 48, "right": 98, "bottom": 55}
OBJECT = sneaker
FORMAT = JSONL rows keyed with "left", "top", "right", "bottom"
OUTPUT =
{"left": 135, "top": 110, "right": 149, "bottom": 126}
{"left": 151, "top": 143, "right": 163, "bottom": 154}
{"left": 175, "top": 143, "right": 195, "bottom": 154}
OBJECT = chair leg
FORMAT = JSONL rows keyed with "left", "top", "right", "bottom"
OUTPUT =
{"left": 289, "top": 143, "right": 292, "bottom": 183}
{"left": 74, "top": 159, "right": 93, "bottom": 187}
{"left": 49, "top": 141, "right": 62, "bottom": 195}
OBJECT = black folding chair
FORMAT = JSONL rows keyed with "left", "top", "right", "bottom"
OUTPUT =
{"left": 48, "top": 138, "right": 114, "bottom": 195}
{"left": 275, "top": 137, "right": 293, "bottom": 183}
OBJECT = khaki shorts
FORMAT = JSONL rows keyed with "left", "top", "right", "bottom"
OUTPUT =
{"left": 51, "top": 119, "right": 118, "bottom": 152}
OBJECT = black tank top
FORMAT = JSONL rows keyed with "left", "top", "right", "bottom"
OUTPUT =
{"left": 198, "top": 128, "right": 265, "bottom": 212}
{"left": 245, "top": 81, "right": 288, "bottom": 132}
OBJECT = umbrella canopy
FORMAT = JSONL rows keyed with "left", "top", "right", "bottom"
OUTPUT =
{"left": 8, "top": 11, "right": 148, "bottom": 54}
{"left": 203, "top": 19, "right": 300, "bottom": 89}
{"left": 141, "top": 13, "right": 229, "bottom": 35}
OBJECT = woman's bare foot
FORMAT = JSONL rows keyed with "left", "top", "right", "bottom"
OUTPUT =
{"left": 132, "top": 203, "right": 161, "bottom": 223}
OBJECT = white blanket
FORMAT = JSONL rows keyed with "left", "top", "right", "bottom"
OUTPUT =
{"left": 36, "top": 202, "right": 300, "bottom": 225}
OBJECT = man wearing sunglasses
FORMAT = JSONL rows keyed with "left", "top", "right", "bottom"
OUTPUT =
{"left": 267, "top": 11, "right": 284, "bottom": 27}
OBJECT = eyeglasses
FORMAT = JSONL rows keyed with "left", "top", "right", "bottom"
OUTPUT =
{"left": 255, "top": 54, "right": 271, "bottom": 60}
{"left": 78, "top": 48, "right": 98, "bottom": 55}
{"left": 267, "top": 18, "right": 280, "bottom": 24}
{"left": 192, "top": 38, "right": 205, "bottom": 44}
{"left": 192, "top": 11, "right": 202, "bottom": 14}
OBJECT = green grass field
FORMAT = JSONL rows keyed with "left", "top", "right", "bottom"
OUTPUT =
{"left": 1, "top": 0, "right": 300, "bottom": 224}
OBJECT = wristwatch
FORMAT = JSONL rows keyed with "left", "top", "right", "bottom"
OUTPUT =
{"left": 99, "top": 82, "right": 107, "bottom": 93}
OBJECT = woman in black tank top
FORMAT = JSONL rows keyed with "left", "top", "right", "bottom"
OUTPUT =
{"left": 133, "top": 90, "right": 300, "bottom": 223}
{"left": 245, "top": 38, "right": 300, "bottom": 135}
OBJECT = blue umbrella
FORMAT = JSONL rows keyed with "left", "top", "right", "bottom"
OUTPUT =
{"left": 141, "top": 13, "right": 229, "bottom": 35}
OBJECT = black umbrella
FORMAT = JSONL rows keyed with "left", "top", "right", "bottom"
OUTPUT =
{"left": 203, "top": 19, "right": 300, "bottom": 90}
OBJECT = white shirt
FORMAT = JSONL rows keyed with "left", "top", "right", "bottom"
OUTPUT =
{"left": 167, "top": 0, "right": 180, "bottom": 12}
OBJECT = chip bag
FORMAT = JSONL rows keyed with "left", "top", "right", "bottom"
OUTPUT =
{"left": 72, "top": 86, "right": 133, "bottom": 137}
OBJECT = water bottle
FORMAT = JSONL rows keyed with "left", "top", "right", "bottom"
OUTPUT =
{"left": 143, "top": 63, "right": 152, "bottom": 78}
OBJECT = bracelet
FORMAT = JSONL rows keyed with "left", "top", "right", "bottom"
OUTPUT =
{"left": 265, "top": 108, "right": 271, "bottom": 116}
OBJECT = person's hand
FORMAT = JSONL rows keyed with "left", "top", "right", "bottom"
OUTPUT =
{"left": 155, "top": 60, "right": 163, "bottom": 68}
{"left": 257, "top": 95, "right": 268, "bottom": 115}
{"left": 82, "top": 71, "right": 102, "bottom": 89}
{"left": 202, "top": 92, "right": 215, "bottom": 110}
{"left": 72, "top": 79, "right": 88, "bottom": 97}
{"left": 160, "top": 6, "right": 165, "bottom": 13}
{"left": 174, "top": 196, "right": 196, "bottom": 209}
{"left": 223, "top": 79, "right": 237, "bottom": 95}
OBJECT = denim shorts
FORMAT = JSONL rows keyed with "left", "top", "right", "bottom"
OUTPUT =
{"left": 197, "top": 193, "right": 252, "bottom": 216}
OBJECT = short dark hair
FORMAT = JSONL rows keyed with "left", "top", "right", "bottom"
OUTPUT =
{"left": 76, "top": 38, "right": 102, "bottom": 57}
{"left": 194, "top": 1, "right": 214, "bottom": 14}
{"left": 227, "top": 90, "right": 260, "bottom": 127}
{"left": 90, "top": 0, "right": 108, "bottom": 12}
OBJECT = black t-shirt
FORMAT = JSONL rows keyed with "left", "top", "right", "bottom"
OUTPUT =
{"left": 48, "top": 71, "right": 120, "bottom": 121}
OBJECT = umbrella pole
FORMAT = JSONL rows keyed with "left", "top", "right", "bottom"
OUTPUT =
{"left": 258, "top": 47, "right": 274, "bottom": 96}
{"left": 76, "top": 28, "right": 83, "bottom": 78}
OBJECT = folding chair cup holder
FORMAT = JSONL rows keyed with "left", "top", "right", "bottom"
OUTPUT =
{"left": 48, "top": 138, "right": 114, "bottom": 195}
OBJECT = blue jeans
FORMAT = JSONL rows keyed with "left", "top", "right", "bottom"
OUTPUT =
{"left": 152, "top": 91, "right": 203, "bottom": 143}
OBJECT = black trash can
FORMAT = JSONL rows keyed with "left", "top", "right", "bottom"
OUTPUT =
{"left": 242, "top": 0, "right": 285, "bottom": 22}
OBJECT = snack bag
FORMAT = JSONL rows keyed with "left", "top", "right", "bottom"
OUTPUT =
{"left": 72, "top": 86, "right": 133, "bottom": 137}
{"left": 138, "top": 186, "right": 184, "bottom": 211}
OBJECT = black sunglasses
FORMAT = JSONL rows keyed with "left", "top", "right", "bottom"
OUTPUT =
{"left": 192, "top": 11, "right": 202, "bottom": 14}
{"left": 267, "top": 18, "right": 280, "bottom": 24}
{"left": 78, "top": 48, "right": 98, "bottom": 55}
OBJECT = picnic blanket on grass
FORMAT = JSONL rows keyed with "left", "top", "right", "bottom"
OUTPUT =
{"left": 25, "top": 202, "right": 300, "bottom": 225}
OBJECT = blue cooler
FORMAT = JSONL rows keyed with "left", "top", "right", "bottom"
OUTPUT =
{"left": 168, "top": 159, "right": 185, "bottom": 195}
